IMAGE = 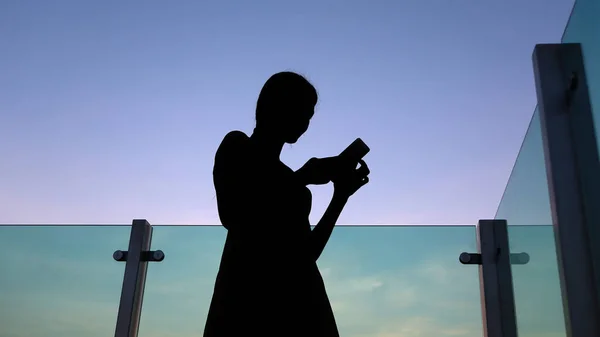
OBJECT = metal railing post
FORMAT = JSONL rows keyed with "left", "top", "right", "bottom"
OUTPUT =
{"left": 113, "top": 219, "right": 164, "bottom": 337}
{"left": 533, "top": 43, "right": 600, "bottom": 337}
{"left": 460, "top": 219, "right": 519, "bottom": 337}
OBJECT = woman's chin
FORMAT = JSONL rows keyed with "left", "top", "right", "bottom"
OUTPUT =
{"left": 285, "top": 135, "right": 302, "bottom": 144}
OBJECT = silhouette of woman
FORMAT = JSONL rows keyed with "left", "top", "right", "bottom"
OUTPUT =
{"left": 204, "top": 72, "right": 370, "bottom": 337}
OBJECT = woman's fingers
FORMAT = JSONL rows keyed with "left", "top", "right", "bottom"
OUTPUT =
{"left": 357, "top": 176, "right": 369, "bottom": 190}
{"left": 356, "top": 159, "right": 370, "bottom": 177}
{"left": 334, "top": 161, "right": 370, "bottom": 196}
{"left": 351, "top": 174, "right": 369, "bottom": 193}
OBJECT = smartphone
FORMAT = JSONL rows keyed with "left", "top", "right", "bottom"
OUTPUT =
{"left": 339, "top": 138, "right": 370, "bottom": 162}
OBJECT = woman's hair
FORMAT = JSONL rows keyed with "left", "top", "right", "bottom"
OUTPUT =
{"left": 255, "top": 71, "right": 318, "bottom": 127}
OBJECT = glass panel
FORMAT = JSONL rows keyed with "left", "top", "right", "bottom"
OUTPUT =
{"left": 495, "top": 111, "right": 566, "bottom": 336}
{"left": 495, "top": 109, "right": 552, "bottom": 226}
{"left": 139, "top": 225, "right": 482, "bottom": 337}
{"left": 0, "top": 225, "right": 129, "bottom": 337}
{"left": 495, "top": 0, "right": 600, "bottom": 335}
{"left": 561, "top": 0, "right": 600, "bottom": 150}
{"left": 507, "top": 225, "right": 565, "bottom": 337}
{"left": 494, "top": 76, "right": 565, "bottom": 335}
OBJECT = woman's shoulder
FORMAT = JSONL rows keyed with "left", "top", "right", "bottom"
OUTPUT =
{"left": 217, "top": 130, "right": 250, "bottom": 154}
{"left": 221, "top": 130, "right": 249, "bottom": 147}
{"left": 222, "top": 130, "right": 249, "bottom": 143}
{"left": 214, "top": 130, "right": 252, "bottom": 169}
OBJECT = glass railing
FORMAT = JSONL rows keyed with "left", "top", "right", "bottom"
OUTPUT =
{"left": 0, "top": 223, "right": 574, "bottom": 337}
{"left": 139, "top": 225, "right": 482, "bottom": 337}
{"left": 0, "top": 225, "right": 130, "bottom": 337}
{"left": 496, "top": 109, "right": 552, "bottom": 226}
{"left": 495, "top": 110, "right": 565, "bottom": 336}
{"left": 493, "top": 64, "right": 567, "bottom": 337}
{"left": 507, "top": 225, "right": 565, "bottom": 337}
{"left": 0, "top": 224, "right": 483, "bottom": 337}
{"left": 493, "top": 1, "right": 600, "bottom": 336}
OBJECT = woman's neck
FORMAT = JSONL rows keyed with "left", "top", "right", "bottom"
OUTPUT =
{"left": 250, "top": 127, "right": 285, "bottom": 160}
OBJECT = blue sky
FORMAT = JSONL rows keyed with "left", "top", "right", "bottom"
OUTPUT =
{"left": 0, "top": 0, "right": 575, "bottom": 225}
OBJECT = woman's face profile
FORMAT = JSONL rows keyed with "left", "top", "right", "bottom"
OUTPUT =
{"left": 282, "top": 100, "right": 315, "bottom": 144}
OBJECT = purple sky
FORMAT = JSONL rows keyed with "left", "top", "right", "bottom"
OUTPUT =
{"left": 0, "top": 0, "right": 575, "bottom": 224}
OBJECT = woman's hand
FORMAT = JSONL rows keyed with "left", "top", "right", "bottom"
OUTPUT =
{"left": 295, "top": 157, "right": 343, "bottom": 186}
{"left": 333, "top": 159, "right": 370, "bottom": 200}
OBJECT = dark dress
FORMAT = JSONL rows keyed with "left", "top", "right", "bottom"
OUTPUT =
{"left": 204, "top": 131, "right": 339, "bottom": 337}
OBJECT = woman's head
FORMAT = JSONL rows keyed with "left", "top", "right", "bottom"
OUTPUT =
{"left": 255, "top": 71, "right": 318, "bottom": 144}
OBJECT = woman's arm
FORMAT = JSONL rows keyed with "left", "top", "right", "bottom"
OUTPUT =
{"left": 309, "top": 192, "right": 348, "bottom": 261}
{"left": 308, "top": 159, "right": 370, "bottom": 261}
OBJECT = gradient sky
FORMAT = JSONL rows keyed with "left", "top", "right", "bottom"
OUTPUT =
{"left": 0, "top": 0, "right": 575, "bottom": 224}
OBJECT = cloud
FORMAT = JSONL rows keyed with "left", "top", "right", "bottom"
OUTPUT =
{"left": 372, "top": 316, "right": 480, "bottom": 337}
{"left": 0, "top": 296, "right": 120, "bottom": 337}
{"left": 312, "top": 251, "right": 484, "bottom": 337}
{"left": 327, "top": 275, "right": 385, "bottom": 294}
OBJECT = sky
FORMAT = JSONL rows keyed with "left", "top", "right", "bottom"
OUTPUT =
{"left": 0, "top": 0, "right": 576, "bottom": 225}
